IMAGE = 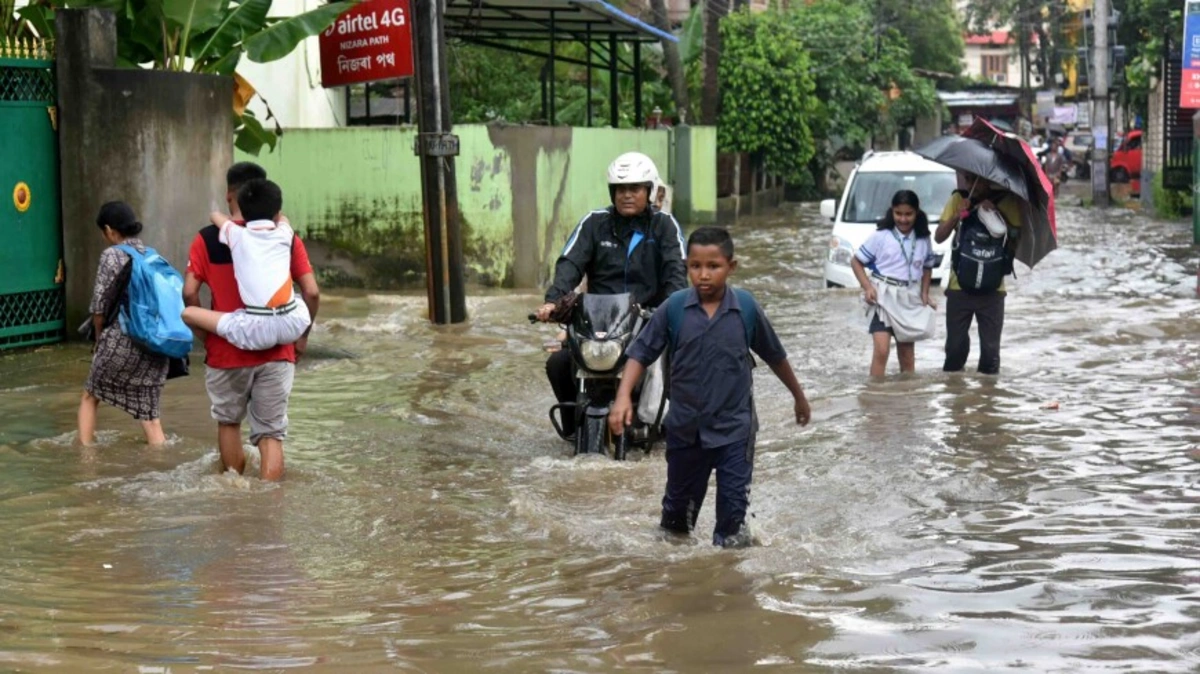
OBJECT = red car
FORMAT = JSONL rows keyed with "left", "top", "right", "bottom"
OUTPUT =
{"left": 1110, "top": 129, "right": 1142, "bottom": 192}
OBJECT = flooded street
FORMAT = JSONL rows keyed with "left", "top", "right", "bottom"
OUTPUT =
{"left": 0, "top": 202, "right": 1197, "bottom": 672}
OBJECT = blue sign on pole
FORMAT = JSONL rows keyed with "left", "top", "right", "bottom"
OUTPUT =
{"left": 1183, "top": 1, "right": 1200, "bottom": 107}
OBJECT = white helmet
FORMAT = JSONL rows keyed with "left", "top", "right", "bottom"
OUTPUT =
{"left": 607, "top": 152, "right": 659, "bottom": 188}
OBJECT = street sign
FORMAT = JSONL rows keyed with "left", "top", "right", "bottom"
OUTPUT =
{"left": 319, "top": 0, "right": 414, "bottom": 88}
{"left": 414, "top": 133, "right": 460, "bottom": 157}
{"left": 1181, "top": 0, "right": 1200, "bottom": 108}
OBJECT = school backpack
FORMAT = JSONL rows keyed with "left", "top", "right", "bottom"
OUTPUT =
{"left": 664, "top": 287, "right": 757, "bottom": 353}
{"left": 952, "top": 208, "right": 1012, "bottom": 293}
{"left": 115, "top": 244, "right": 193, "bottom": 358}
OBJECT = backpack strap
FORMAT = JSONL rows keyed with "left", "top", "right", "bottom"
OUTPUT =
{"left": 115, "top": 243, "right": 140, "bottom": 259}
{"left": 732, "top": 288, "right": 757, "bottom": 348}
{"left": 665, "top": 288, "right": 687, "bottom": 353}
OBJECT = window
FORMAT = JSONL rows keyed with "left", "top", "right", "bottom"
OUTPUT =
{"left": 981, "top": 54, "right": 1007, "bottom": 80}
{"left": 843, "top": 172, "right": 958, "bottom": 224}
{"left": 346, "top": 79, "right": 414, "bottom": 126}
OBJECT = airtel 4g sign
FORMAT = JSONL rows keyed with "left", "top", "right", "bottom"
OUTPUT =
{"left": 319, "top": 0, "right": 414, "bottom": 88}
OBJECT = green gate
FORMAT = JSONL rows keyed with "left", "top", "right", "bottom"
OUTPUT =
{"left": 0, "top": 40, "right": 64, "bottom": 350}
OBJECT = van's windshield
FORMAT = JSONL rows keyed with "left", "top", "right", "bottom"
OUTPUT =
{"left": 842, "top": 172, "right": 958, "bottom": 223}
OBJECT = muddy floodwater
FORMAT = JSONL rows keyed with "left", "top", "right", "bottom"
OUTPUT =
{"left": 0, "top": 202, "right": 1197, "bottom": 672}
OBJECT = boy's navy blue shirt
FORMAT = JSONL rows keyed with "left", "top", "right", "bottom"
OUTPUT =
{"left": 627, "top": 286, "right": 788, "bottom": 448}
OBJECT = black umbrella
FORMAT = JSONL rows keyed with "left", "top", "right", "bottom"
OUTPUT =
{"left": 962, "top": 118, "right": 1058, "bottom": 268}
{"left": 914, "top": 134, "right": 1029, "bottom": 202}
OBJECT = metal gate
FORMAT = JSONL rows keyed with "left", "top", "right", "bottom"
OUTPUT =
{"left": 0, "top": 40, "right": 64, "bottom": 350}
{"left": 1162, "top": 47, "right": 1195, "bottom": 191}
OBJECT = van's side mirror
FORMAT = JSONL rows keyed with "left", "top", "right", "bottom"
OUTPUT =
{"left": 820, "top": 199, "right": 836, "bottom": 221}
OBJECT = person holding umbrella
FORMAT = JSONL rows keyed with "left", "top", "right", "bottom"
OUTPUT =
{"left": 917, "top": 118, "right": 1059, "bottom": 376}
{"left": 934, "top": 174, "right": 1023, "bottom": 374}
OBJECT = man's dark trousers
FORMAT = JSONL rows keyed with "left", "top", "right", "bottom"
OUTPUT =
{"left": 545, "top": 349, "right": 576, "bottom": 436}
{"left": 943, "top": 289, "right": 1005, "bottom": 375}
{"left": 661, "top": 438, "right": 754, "bottom": 545}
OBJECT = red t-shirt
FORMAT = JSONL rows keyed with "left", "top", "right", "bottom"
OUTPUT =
{"left": 187, "top": 221, "right": 314, "bottom": 369}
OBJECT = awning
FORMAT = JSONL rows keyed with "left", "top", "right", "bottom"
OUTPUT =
{"left": 444, "top": 0, "right": 676, "bottom": 126}
{"left": 938, "top": 90, "right": 1021, "bottom": 108}
{"left": 445, "top": 0, "right": 677, "bottom": 43}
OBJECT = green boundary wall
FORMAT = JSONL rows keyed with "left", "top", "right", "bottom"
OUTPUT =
{"left": 236, "top": 124, "right": 716, "bottom": 289}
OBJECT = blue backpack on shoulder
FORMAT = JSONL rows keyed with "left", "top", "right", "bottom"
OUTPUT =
{"left": 664, "top": 287, "right": 757, "bottom": 353}
{"left": 116, "top": 244, "right": 193, "bottom": 358}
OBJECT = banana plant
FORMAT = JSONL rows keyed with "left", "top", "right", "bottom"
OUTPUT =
{"left": 21, "top": 0, "right": 357, "bottom": 153}
{"left": 5, "top": 0, "right": 55, "bottom": 39}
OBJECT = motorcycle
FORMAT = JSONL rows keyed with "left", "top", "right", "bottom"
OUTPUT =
{"left": 530, "top": 292, "right": 666, "bottom": 459}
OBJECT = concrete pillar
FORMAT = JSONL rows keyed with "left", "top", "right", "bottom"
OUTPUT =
{"left": 671, "top": 124, "right": 694, "bottom": 223}
{"left": 57, "top": 8, "right": 232, "bottom": 334}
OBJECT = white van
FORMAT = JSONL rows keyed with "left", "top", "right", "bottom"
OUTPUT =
{"left": 821, "top": 151, "right": 958, "bottom": 289}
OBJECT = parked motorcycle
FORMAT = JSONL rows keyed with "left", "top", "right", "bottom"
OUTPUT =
{"left": 530, "top": 292, "right": 665, "bottom": 459}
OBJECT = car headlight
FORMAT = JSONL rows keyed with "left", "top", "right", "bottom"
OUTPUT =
{"left": 580, "top": 339, "right": 623, "bottom": 371}
{"left": 828, "top": 237, "right": 854, "bottom": 267}
{"left": 930, "top": 253, "right": 945, "bottom": 267}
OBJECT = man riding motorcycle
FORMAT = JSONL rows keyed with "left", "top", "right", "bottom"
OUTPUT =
{"left": 535, "top": 152, "right": 688, "bottom": 440}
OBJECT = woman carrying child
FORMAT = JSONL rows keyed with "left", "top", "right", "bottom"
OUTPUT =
{"left": 850, "top": 190, "right": 938, "bottom": 377}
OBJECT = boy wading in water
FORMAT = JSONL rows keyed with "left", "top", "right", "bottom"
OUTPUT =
{"left": 609, "top": 226, "right": 811, "bottom": 548}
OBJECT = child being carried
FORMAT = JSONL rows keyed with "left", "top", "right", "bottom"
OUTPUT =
{"left": 183, "top": 179, "right": 311, "bottom": 352}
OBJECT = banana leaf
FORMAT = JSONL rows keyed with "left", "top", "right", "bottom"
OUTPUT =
{"left": 190, "top": 0, "right": 269, "bottom": 66}
{"left": 243, "top": 0, "right": 353, "bottom": 63}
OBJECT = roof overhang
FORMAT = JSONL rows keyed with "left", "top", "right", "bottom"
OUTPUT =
{"left": 938, "top": 90, "right": 1021, "bottom": 108}
{"left": 445, "top": 0, "right": 677, "bottom": 44}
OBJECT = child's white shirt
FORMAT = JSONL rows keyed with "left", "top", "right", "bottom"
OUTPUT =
{"left": 219, "top": 219, "right": 295, "bottom": 309}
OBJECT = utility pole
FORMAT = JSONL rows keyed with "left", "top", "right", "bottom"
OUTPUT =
{"left": 1092, "top": 0, "right": 1111, "bottom": 207}
{"left": 412, "top": 0, "right": 467, "bottom": 324}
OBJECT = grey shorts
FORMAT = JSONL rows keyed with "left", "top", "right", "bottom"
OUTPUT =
{"left": 205, "top": 361, "right": 295, "bottom": 446}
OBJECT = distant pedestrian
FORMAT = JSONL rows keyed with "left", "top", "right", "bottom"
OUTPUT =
{"left": 77, "top": 201, "right": 168, "bottom": 446}
{"left": 608, "top": 226, "right": 811, "bottom": 548}
{"left": 850, "top": 190, "right": 937, "bottom": 376}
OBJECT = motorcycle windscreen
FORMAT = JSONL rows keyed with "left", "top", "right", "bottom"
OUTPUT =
{"left": 575, "top": 293, "right": 635, "bottom": 339}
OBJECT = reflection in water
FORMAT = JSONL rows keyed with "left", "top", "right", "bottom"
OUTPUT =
{"left": 0, "top": 204, "right": 1196, "bottom": 671}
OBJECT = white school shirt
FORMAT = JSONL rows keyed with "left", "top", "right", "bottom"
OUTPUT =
{"left": 219, "top": 219, "right": 296, "bottom": 309}
{"left": 854, "top": 228, "right": 937, "bottom": 283}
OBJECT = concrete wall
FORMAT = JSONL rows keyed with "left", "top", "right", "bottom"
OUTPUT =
{"left": 57, "top": 9, "right": 233, "bottom": 333}
{"left": 236, "top": 125, "right": 705, "bottom": 289}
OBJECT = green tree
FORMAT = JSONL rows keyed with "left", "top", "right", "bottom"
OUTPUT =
{"left": 717, "top": 8, "right": 818, "bottom": 183}
{"left": 701, "top": 0, "right": 729, "bottom": 123}
{"left": 447, "top": 39, "right": 671, "bottom": 128}
{"left": 877, "top": 0, "right": 965, "bottom": 76}
{"left": 1115, "top": 0, "right": 1184, "bottom": 119}
{"left": 961, "top": 0, "right": 1073, "bottom": 92}
{"left": 792, "top": 1, "right": 939, "bottom": 158}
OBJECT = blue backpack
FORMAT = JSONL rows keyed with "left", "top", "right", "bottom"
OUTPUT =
{"left": 116, "top": 244, "right": 193, "bottom": 358}
{"left": 664, "top": 287, "right": 757, "bottom": 354}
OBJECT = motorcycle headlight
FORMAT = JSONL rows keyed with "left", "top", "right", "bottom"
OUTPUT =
{"left": 828, "top": 237, "right": 854, "bottom": 267}
{"left": 580, "top": 339, "right": 623, "bottom": 372}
